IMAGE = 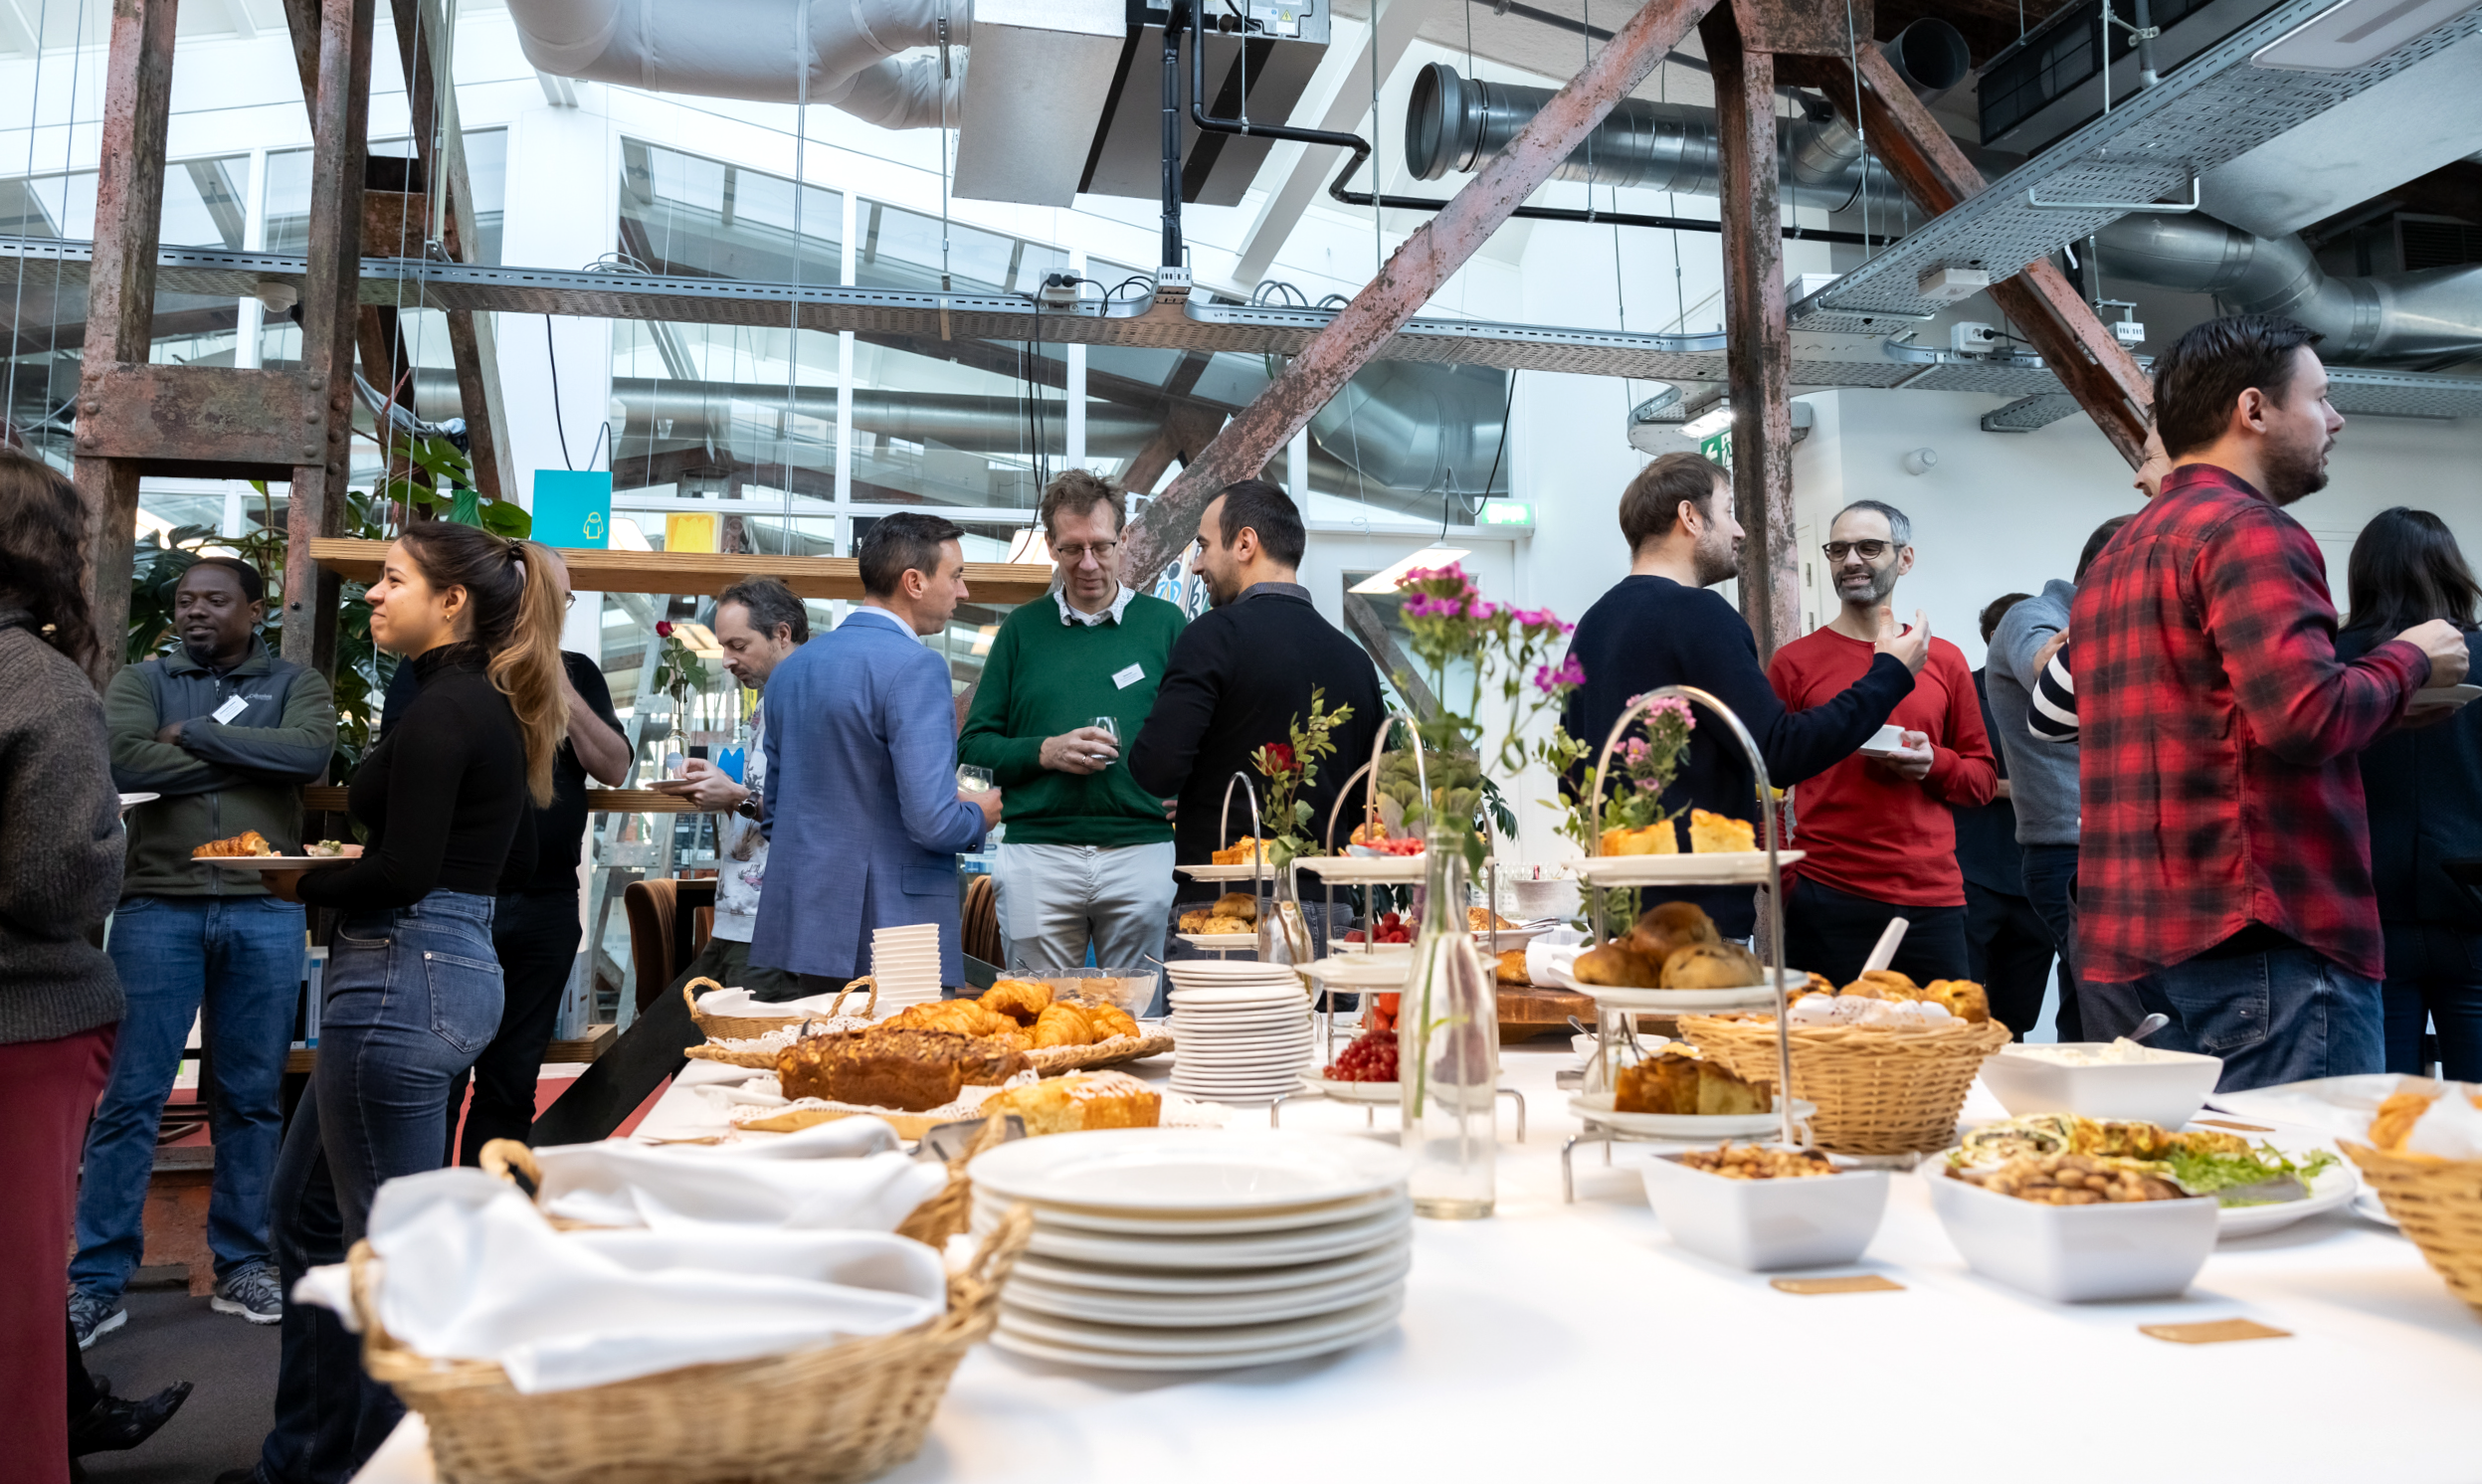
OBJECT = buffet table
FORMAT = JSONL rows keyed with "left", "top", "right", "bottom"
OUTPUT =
{"left": 358, "top": 1039, "right": 2481, "bottom": 1484}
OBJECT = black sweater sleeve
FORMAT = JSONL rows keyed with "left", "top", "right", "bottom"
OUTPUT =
{"left": 1677, "top": 593, "right": 1914, "bottom": 789}
{"left": 1129, "top": 617, "right": 1226, "bottom": 799}
{"left": 297, "top": 713, "right": 477, "bottom": 910}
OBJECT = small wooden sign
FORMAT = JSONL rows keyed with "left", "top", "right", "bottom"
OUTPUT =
{"left": 2139, "top": 1319, "right": 2292, "bottom": 1345}
{"left": 2193, "top": 1118, "right": 2276, "bottom": 1133}
{"left": 1771, "top": 1274, "right": 1905, "bottom": 1295}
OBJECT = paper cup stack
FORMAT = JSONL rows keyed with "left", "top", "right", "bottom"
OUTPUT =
{"left": 1166, "top": 961, "right": 1314, "bottom": 1103}
{"left": 869, "top": 923, "right": 944, "bottom": 1008}
{"left": 969, "top": 1129, "right": 1413, "bottom": 1371}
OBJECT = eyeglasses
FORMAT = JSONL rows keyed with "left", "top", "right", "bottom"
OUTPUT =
{"left": 563, "top": 593, "right": 579, "bottom": 611}
{"left": 1821, "top": 540, "right": 1895, "bottom": 561}
{"left": 1053, "top": 541, "right": 1120, "bottom": 563}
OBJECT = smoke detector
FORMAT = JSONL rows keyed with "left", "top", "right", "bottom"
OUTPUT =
{"left": 1917, "top": 266, "right": 1992, "bottom": 304}
{"left": 1902, "top": 448, "right": 1939, "bottom": 476}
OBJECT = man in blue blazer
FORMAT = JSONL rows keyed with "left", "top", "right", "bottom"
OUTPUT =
{"left": 752, "top": 512, "right": 1003, "bottom": 990}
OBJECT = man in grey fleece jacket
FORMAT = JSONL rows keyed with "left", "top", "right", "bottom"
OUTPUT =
{"left": 71, "top": 558, "right": 333, "bottom": 1348}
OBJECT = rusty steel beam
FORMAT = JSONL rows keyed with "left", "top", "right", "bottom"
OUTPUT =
{"left": 77, "top": 365, "right": 325, "bottom": 479}
{"left": 1814, "top": 45, "right": 2153, "bottom": 467}
{"left": 72, "top": 0, "right": 181, "bottom": 687}
{"left": 282, "top": 0, "right": 375, "bottom": 678}
{"left": 1116, "top": 0, "right": 1724, "bottom": 586}
{"left": 1703, "top": 1, "right": 1801, "bottom": 664}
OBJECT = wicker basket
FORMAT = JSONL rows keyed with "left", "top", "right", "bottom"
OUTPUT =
{"left": 683, "top": 975, "right": 877, "bottom": 1040}
{"left": 1680, "top": 1015, "right": 2012, "bottom": 1155}
{"left": 366, "top": 1139, "right": 1024, "bottom": 1484}
{"left": 2341, "top": 1140, "right": 2482, "bottom": 1316}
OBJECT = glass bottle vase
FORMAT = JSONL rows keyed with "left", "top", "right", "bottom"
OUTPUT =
{"left": 1397, "top": 827, "right": 1498, "bottom": 1217}
{"left": 1256, "top": 858, "right": 1313, "bottom": 966}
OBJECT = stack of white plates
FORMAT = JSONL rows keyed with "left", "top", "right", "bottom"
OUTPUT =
{"left": 870, "top": 923, "right": 943, "bottom": 1007}
{"left": 969, "top": 1129, "right": 1413, "bottom": 1371}
{"left": 1166, "top": 962, "right": 1312, "bottom": 1102}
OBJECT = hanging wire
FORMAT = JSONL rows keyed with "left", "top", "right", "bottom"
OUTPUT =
{"left": 1844, "top": 0, "right": 1872, "bottom": 265}
{"left": 3, "top": 0, "right": 54, "bottom": 448}
{"left": 784, "top": 0, "right": 812, "bottom": 541}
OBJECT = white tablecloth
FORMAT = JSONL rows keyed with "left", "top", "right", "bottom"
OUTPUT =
{"left": 359, "top": 1036, "right": 2482, "bottom": 1484}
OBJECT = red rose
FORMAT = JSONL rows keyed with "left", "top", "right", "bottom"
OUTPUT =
{"left": 1265, "top": 742, "right": 1297, "bottom": 774}
{"left": 657, "top": 621, "right": 673, "bottom": 637}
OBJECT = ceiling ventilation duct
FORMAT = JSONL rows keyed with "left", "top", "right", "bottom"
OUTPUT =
{"left": 1306, "top": 361, "right": 1509, "bottom": 495}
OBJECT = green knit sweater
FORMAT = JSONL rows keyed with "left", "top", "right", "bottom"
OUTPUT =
{"left": 959, "top": 591, "right": 1185, "bottom": 846}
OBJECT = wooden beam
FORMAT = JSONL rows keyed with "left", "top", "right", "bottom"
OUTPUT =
{"left": 75, "top": 364, "right": 322, "bottom": 479}
{"left": 1704, "top": 0, "right": 1801, "bottom": 664}
{"left": 1339, "top": 592, "right": 1441, "bottom": 721}
{"left": 1116, "top": 0, "right": 1724, "bottom": 587}
{"left": 308, "top": 538, "right": 1061, "bottom": 605}
{"left": 73, "top": 0, "right": 181, "bottom": 688}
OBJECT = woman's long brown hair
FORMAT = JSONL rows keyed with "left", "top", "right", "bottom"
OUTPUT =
{"left": 395, "top": 522, "right": 570, "bottom": 806}
{"left": 0, "top": 446, "right": 101, "bottom": 673}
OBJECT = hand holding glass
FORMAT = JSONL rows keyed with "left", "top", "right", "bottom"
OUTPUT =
{"left": 957, "top": 764, "right": 994, "bottom": 794}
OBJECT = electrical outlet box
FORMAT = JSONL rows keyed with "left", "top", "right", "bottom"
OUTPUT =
{"left": 1153, "top": 266, "right": 1194, "bottom": 301}
{"left": 1951, "top": 321, "right": 2000, "bottom": 354}
{"left": 1917, "top": 265, "right": 1992, "bottom": 304}
{"left": 1039, "top": 274, "right": 1081, "bottom": 307}
{"left": 2112, "top": 319, "right": 2147, "bottom": 346}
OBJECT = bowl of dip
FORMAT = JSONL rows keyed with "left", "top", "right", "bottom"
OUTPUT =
{"left": 1978, "top": 1040, "right": 2223, "bottom": 1129}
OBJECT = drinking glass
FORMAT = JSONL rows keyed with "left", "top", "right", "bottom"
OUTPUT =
{"left": 956, "top": 764, "right": 994, "bottom": 794}
{"left": 1091, "top": 715, "right": 1120, "bottom": 767}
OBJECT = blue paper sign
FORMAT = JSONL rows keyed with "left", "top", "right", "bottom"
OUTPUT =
{"left": 533, "top": 470, "right": 614, "bottom": 548}
{"left": 715, "top": 746, "right": 747, "bottom": 783}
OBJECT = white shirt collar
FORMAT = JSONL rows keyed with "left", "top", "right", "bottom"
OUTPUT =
{"left": 1054, "top": 582, "right": 1135, "bottom": 628}
{"left": 842, "top": 606, "right": 914, "bottom": 636}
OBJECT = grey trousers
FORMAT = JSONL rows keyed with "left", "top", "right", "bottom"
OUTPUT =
{"left": 995, "top": 840, "right": 1178, "bottom": 975}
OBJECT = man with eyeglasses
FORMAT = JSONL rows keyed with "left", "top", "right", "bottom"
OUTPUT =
{"left": 1767, "top": 500, "right": 1999, "bottom": 988}
{"left": 960, "top": 470, "right": 1188, "bottom": 974}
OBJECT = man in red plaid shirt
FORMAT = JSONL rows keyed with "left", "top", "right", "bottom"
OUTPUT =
{"left": 2073, "top": 314, "right": 2470, "bottom": 1090}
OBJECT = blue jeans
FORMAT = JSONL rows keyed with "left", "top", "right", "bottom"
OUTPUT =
{"left": 2381, "top": 921, "right": 2482, "bottom": 1081}
{"left": 257, "top": 891, "right": 500, "bottom": 1484}
{"left": 2130, "top": 943, "right": 2385, "bottom": 1092}
{"left": 72, "top": 894, "right": 303, "bottom": 1305}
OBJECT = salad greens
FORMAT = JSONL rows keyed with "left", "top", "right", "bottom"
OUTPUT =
{"left": 2164, "top": 1143, "right": 2341, "bottom": 1206}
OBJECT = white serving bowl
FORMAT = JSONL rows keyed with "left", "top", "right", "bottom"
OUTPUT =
{"left": 1637, "top": 1152, "right": 1889, "bottom": 1271}
{"left": 1978, "top": 1043, "right": 2223, "bottom": 1128}
{"left": 1922, "top": 1168, "right": 2218, "bottom": 1302}
{"left": 1024, "top": 966, "right": 1161, "bottom": 1019}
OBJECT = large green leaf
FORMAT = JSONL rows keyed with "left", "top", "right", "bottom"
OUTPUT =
{"left": 477, "top": 498, "right": 531, "bottom": 538}
{"left": 447, "top": 485, "right": 483, "bottom": 527}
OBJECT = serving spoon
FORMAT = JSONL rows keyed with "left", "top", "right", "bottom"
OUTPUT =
{"left": 2125, "top": 1012, "right": 2170, "bottom": 1043}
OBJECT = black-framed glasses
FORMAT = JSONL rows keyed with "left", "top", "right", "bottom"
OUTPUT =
{"left": 1054, "top": 540, "right": 1120, "bottom": 562}
{"left": 1821, "top": 540, "right": 1894, "bottom": 561}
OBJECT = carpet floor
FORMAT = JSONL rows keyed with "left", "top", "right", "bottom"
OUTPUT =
{"left": 75, "top": 1284, "right": 279, "bottom": 1484}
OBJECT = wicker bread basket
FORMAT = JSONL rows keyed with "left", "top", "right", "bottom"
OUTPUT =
{"left": 2340, "top": 1140, "right": 2482, "bottom": 1316}
{"left": 357, "top": 1137, "right": 1022, "bottom": 1484}
{"left": 682, "top": 975, "right": 877, "bottom": 1040}
{"left": 1680, "top": 1015, "right": 2012, "bottom": 1155}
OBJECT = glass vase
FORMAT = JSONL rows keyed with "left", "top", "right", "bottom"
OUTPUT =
{"left": 1256, "top": 859, "right": 1313, "bottom": 966}
{"left": 1397, "top": 827, "right": 1498, "bottom": 1217}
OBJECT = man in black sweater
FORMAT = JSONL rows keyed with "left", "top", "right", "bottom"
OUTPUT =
{"left": 1130, "top": 480, "right": 1385, "bottom": 897}
{"left": 1560, "top": 454, "right": 1924, "bottom": 937}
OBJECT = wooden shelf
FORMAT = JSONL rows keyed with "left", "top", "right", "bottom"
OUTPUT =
{"left": 303, "top": 786, "right": 701, "bottom": 814}
{"left": 308, "top": 537, "right": 1057, "bottom": 604}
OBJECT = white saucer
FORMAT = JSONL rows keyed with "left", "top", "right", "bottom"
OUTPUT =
{"left": 1003, "top": 1253, "right": 1412, "bottom": 1328}
{"left": 2215, "top": 1161, "right": 2360, "bottom": 1238}
{"left": 979, "top": 1204, "right": 1412, "bottom": 1269}
{"left": 972, "top": 1185, "right": 1403, "bottom": 1236}
{"left": 990, "top": 1295, "right": 1402, "bottom": 1372}
{"left": 1009, "top": 1238, "right": 1414, "bottom": 1296}
{"left": 1568, "top": 1091, "right": 1815, "bottom": 1138}
{"left": 967, "top": 1127, "right": 1412, "bottom": 1211}
{"left": 996, "top": 1290, "right": 1405, "bottom": 1357}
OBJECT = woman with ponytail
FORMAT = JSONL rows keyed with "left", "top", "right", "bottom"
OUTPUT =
{"left": 252, "top": 522, "right": 566, "bottom": 1484}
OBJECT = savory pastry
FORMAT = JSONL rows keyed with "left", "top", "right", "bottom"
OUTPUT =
{"left": 1786, "top": 973, "right": 1837, "bottom": 1005}
{"left": 1614, "top": 1050, "right": 1767, "bottom": 1116}
{"left": 1687, "top": 809, "right": 1757, "bottom": 853}
{"left": 1659, "top": 941, "right": 1763, "bottom": 990}
{"left": 1571, "top": 943, "right": 1662, "bottom": 989}
{"left": 1623, "top": 900, "right": 1719, "bottom": 963}
{"left": 1210, "top": 836, "right": 1271, "bottom": 866}
{"left": 1178, "top": 906, "right": 1257, "bottom": 935}
{"left": 1840, "top": 969, "right": 1920, "bottom": 1000}
{"left": 980, "top": 1070, "right": 1161, "bottom": 1135}
{"left": 1212, "top": 892, "right": 1260, "bottom": 924}
{"left": 1466, "top": 906, "right": 1517, "bottom": 932}
{"left": 776, "top": 1028, "right": 1027, "bottom": 1110}
{"left": 1599, "top": 823, "right": 1677, "bottom": 855}
{"left": 1919, "top": 979, "right": 1991, "bottom": 1024}
{"left": 2370, "top": 1089, "right": 2436, "bottom": 1151}
{"left": 1495, "top": 949, "right": 1531, "bottom": 987}
{"left": 192, "top": 831, "right": 275, "bottom": 858}
{"left": 979, "top": 978, "right": 1053, "bottom": 1025}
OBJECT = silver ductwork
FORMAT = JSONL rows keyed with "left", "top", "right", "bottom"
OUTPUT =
{"left": 506, "top": 0, "right": 966, "bottom": 128}
{"left": 1307, "top": 362, "right": 1509, "bottom": 494}
{"left": 2096, "top": 215, "right": 2482, "bottom": 369}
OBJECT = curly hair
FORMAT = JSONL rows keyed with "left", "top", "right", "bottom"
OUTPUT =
{"left": 0, "top": 446, "right": 99, "bottom": 671}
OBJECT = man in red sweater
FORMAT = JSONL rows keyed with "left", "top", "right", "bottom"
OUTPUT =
{"left": 1769, "top": 500, "right": 1999, "bottom": 987}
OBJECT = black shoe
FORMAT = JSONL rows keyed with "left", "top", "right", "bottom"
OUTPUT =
{"left": 67, "top": 1377, "right": 192, "bottom": 1456}
{"left": 211, "top": 1470, "right": 262, "bottom": 1484}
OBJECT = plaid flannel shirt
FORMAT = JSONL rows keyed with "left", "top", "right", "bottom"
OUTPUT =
{"left": 2071, "top": 464, "right": 2430, "bottom": 984}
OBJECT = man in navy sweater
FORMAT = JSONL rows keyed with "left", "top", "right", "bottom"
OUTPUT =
{"left": 1559, "top": 454, "right": 1924, "bottom": 938}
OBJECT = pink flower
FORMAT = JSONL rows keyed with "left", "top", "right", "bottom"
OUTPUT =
{"left": 1530, "top": 654, "right": 1585, "bottom": 695}
{"left": 1646, "top": 695, "right": 1694, "bottom": 728}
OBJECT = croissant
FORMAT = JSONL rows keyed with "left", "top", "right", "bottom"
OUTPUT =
{"left": 980, "top": 978, "right": 1052, "bottom": 1025}
{"left": 1032, "top": 1002, "right": 1102, "bottom": 1048}
{"left": 883, "top": 1000, "right": 1021, "bottom": 1040}
{"left": 1085, "top": 1005, "right": 1140, "bottom": 1041}
{"left": 192, "top": 831, "right": 275, "bottom": 858}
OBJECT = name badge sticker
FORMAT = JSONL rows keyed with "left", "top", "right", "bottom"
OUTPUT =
{"left": 211, "top": 695, "right": 250, "bottom": 724}
{"left": 1111, "top": 662, "right": 1145, "bottom": 689}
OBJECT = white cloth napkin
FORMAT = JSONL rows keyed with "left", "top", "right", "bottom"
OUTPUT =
{"left": 296, "top": 1170, "right": 945, "bottom": 1393}
{"left": 694, "top": 986, "right": 852, "bottom": 1019}
{"left": 519, "top": 1120, "right": 950, "bottom": 1231}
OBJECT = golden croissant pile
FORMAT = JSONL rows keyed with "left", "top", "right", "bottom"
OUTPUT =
{"left": 880, "top": 979, "right": 1140, "bottom": 1051}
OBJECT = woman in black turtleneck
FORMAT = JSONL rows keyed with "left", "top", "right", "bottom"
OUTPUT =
{"left": 251, "top": 522, "right": 568, "bottom": 1484}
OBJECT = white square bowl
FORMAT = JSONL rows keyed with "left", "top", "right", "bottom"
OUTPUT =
{"left": 1637, "top": 1153, "right": 1889, "bottom": 1271}
{"left": 1923, "top": 1168, "right": 2218, "bottom": 1302}
{"left": 1977, "top": 1044, "right": 2223, "bottom": 1128}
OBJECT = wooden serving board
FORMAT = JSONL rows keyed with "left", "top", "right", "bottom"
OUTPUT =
{"left": 1495, "top": 986, "right": 1596, "bottom": 1041}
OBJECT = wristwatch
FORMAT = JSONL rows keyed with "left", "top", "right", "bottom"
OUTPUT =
{"left": 733, "top": 789, "right": 762, "bottom": 821}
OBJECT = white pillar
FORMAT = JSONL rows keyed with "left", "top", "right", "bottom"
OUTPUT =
{"left": 495, "top": 99, "right": 619, "bottom": 506}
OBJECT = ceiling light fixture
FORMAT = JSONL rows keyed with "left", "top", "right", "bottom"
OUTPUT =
{"left": 1350, "top": 546, "right": 1472, "bottom": 595}
{"left": 1680, "top": 406, "right": 1736, "bottom": 439}
{"left": 2254, "top": 0, "right": 2482, "bottom": 73}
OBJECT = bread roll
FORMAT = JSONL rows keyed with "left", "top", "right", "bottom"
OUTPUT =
{"left": 1212, "top": 892, "right": 1259, "bottom": 924}
{"left": 1840, "top": 969, "right": 1920, "bottom": 1000}
{"left": 981, "top": 1071, "right": 1160, "bottom": 1136}
{"left": 1572, "top": 943, "right": 1661, "bottom": 988}
{"left": 1923, "top": 979, "right": 1991, "bottom": 1024}
{"left": 1659, "top": 941, "right": 1763, "bottom": 989}
{"left": 1495, "top": 949, "right": 1531, "bottom": 987}
{"left": 1624, "top": 900, "right": 1720, "bottom": 962}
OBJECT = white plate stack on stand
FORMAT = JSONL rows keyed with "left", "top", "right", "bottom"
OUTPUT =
{"left": 868, "top": 923, "right": 944, "bottom": 1009}
{"left": 1166, "top": 961, "right": 1315, "bottom": 1104}
{"left": 968, "top": 1129, "right": 1414, "bottom": 1370}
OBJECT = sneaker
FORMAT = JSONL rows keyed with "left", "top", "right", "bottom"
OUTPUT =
{"left": 210, "top": 1262, "right": 283, "bottom": 1325}
{"left": 69, "top": 1289, "right": 125, "bottom": 1350}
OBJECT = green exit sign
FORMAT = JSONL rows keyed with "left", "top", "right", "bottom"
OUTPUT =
{"left": 1480, "top": 499, "right": 1534, "bottom": 526}
{"left": 1699, "top": 429, "right": 1733, "bottom": 468}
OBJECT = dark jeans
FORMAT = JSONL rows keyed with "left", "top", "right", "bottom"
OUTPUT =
{"left": 1964, "top": 880, "right": 2056, "bottom": 1040}
{"left": 2130, "top": 942, "right": 2384, "bottom": 1092}
{"left": 259, "top": 891, "right": 501, "bottom": 1484}
{"left": 1783, "top": 875, "right": 1970, "bottom": 988}
{"left": 2381, "top": 920, "right": 2482, "bottom": 1081}
{"left": 2017, "top": 843, "right": 2084, "bottom": 1041}
{"left": 446, "top": 890, "right": 583, "bottom": 1166}
{"left": 74, "top": 895, "right": 303, "bottom": 1305}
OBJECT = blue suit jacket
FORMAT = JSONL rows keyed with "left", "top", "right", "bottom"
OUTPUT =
{"left": 750, "top": 607, "right": 987, "bottom": 982}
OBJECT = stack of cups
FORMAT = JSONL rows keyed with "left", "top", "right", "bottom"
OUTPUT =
{"left": 869, "top": 923, "right": 944, "bottom": 1008}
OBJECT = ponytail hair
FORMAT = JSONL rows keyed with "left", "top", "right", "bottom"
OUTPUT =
{"left": 396, "top": 523, "right": 571, "bottom": 806}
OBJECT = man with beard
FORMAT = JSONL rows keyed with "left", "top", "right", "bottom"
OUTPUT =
{"left": 1768, "top": 500, "right": 1998, "bottom": 986}
{"left": 74, "top": 557, "right": 334, "bottom": 1347}
{"left": 1561, "top": 454, "right": 1923, "bottom": 939}
{"left": 2073, "top": 314, "right": 2469, "bottom": 1089}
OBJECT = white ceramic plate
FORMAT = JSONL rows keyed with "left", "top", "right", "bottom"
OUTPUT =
{"left": 996, "top": 1289, "right": 1404, "bottom": 1356}
{"left": 201, "top": 855, "right": 346, "bottom": 870}
{"left": 2214, "top": 1160, "right": 2361, "bottom": 1238}
{"left": 2352, "top": 1187, "right": 2399, "bottom": 1228}
{"left": 2203, "top": 1073, "right": 2415, "bottom": 1142}
{"left": 1003, "top": 1252, "right": 1412, "bottom": 1328}
{"left": 1299, "top": 1075, "right": 1400, "bottom": 1105}
{"left": 969, "top": 1128, "right": 1412, "bottom": 1211}
{"left": 1301, "top": 956, "right": 1414, "bottom": 988}
{"left": 1174, "top": 1054, "right": 1315, "bottom": 1073}
{"left": 116, "top": 792, "right": 158, "bottom": 812}
{"left": 1177, "top": 934, "right": 1259, "bottom": 951}
{"left": 1010, "top": 1238, "right": 1413, "bottom": 1296}
{"left": 1570, "top": 975, "right": 1805, "bottom": 1012}
{"left": 1170, "top": 1070, "right": 1315, "bottom": 1089}
{"left": 973, "top": 1185, "right": 1403, "bottom": 1236}
{"left": 1570, "top": 1091, "right": 1815, "bottom": 1138}
{"left": 979, "top": 1204, "right": 1413, "bottom": 1269}
{"left": 1295, "top": 855, "right": 1429, "bottom": 884}
{"left": 1178, "top": 862, "right": 1282, "bottom": 881}
{"left": 2413, "top": 683, "right": 2482, "bottom": 708}
{"left": 990, "top": 1293, "right": 1402, "bottom": 1371}
{"left": 1568, "top": 849, "right": 1803, "bottom": 886}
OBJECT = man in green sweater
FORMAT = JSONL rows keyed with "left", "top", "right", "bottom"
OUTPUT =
{"left": 961, "top": 471, "right": 1185, "bottom": 975}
